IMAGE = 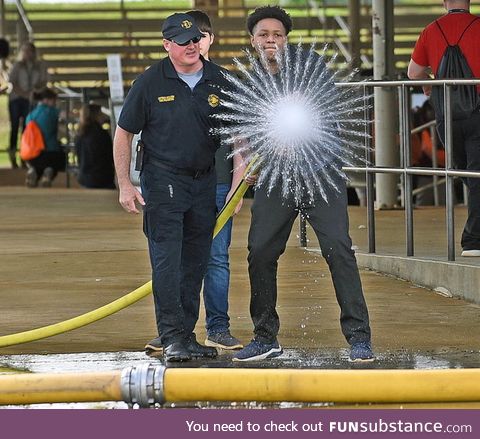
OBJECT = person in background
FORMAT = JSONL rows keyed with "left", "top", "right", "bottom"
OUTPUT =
{"left": 408, "top": 0, "right": 480, "bottom": 256}
{"left": 411, "top": 100, "right": 446, "bottom": 206}
{"left": 75, "top": 103, "right": 116, "bottom": 189}
{"left": 8, "top": 42, "right": 48, "bottom": 169}
{"left": 184, "top": 9, "right": 245, "bottom": 350}
{"left": 0, "top": 38, "right": 10, "bottom": 95}
{"left": 25, "top": 87, "right": 65, "bottom": 188}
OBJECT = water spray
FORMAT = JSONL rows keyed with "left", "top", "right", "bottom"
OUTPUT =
{"left": 215, "top": 42, "right": 369, "bottom": 204}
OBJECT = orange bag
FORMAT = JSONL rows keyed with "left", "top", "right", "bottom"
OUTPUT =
{"left": 20, "top": 120, "right": 45, "bottom": 161}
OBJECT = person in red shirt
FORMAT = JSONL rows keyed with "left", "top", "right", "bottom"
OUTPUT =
{"left": 408, "top": 0, "right": 480, "bottom": 257}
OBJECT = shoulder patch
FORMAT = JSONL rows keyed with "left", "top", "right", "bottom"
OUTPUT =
{"left": 158, "top": 95, "right": 175, "bottom": 103}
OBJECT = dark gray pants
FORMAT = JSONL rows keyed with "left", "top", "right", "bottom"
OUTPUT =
{"left": 140, "top": 163, "right": 217, "bottom": 346}
{"left": 438, "top": 112, "right": 480, "bottom": 250}
{"left": 247, "top": 180, "right": 371, "bottom": 345}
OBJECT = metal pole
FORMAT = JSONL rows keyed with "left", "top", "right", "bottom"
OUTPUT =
{"left": 444, "top": 85, "right": 455, "bottom": 261}
{"left": 364, "top": 85, "right": 375, "bottom": 253}
{"left": 0, "top": 0, "right": 5, "bottom": 38}
{"left": 400, "top": 85, "right": 414, "bottom": 256}
{"left": 348, "top": 0, "right": 361, "bottom": 71}
{"left": 338, "top": 78, "right": 480, "bottom": 88}
{"left": 65, "top": 97, "right": 72, "bottom": 188}
{"left": 431, "top": 124, "right": 440, "bottom": 206}
{"left": 14, "top": 0, "right": 33, "bottom": 42}
{"left": 345, "top": 166, "right": 480, "bottom": 179}
{"left": 0, "top": 0, "right": 6, "bottom": 79}
{"left": 372, "top": 0, "right": 398, "bottom": 209}
{"left": 398, "top": 88, "right": 405, "bottom": 208}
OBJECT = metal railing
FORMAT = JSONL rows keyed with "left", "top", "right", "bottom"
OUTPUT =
{"left": 14, "top": 0, "right": 33, "bottom": 42}
{"left": 307, "top": 0, "right": 372, "bottom": 69}
{"left": 300, "top": 78, "right": 480, "bottom": 262}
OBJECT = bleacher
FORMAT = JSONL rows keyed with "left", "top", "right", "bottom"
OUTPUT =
{"left": 4, "top": 1, "right": 477, "bottom": 88}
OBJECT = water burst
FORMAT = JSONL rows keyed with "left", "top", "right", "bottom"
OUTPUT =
{"left": 215, "top": 42, "right": 369, "bottom": 204}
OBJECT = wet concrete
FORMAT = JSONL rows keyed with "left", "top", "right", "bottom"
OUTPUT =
{"left": 3, "top": 346, "right": 480, "bottom": 375}
{"left": 2, "top": 349, "right": 480, "bottom": 409}
{"left": 0, "top": 187, "right": 480, "bottom": 408}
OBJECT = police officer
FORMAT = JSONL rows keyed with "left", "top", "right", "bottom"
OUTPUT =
{"left": 113, "top": 13, "right": 231, "bottom": 362}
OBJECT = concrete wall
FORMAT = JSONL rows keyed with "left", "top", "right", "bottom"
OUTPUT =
{"left": 356, "top": 253, "right": 480, "bottom": 304}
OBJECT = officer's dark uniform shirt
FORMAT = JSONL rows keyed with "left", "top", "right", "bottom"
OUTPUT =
{"left": 118, "top": 56, "right": 231, "bottom": 171}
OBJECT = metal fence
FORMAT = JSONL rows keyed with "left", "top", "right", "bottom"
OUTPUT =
{"left": 300, "top": 78, "right": 480, "bottom": 262}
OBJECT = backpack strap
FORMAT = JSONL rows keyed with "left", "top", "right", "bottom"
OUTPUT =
{"left": 435, "top": 20, "right": 449, "bottom": 45}
{"left": 456, "top": 17, "right": 479, "bottom": 45}
{"left": 435, "top": 17, "right": 480, "bottom": 46}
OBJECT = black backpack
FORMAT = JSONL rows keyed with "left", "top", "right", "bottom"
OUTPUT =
{"left": 430, "top": 17, "right": 480, "bottom": 121}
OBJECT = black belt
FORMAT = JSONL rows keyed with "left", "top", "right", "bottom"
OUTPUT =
{"left": 146, "top": 156, "right": 213, "bottom": 179}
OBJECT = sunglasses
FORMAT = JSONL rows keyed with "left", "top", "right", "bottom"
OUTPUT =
{"left": 172, "top": 36, "right": 201, "bottom": 46}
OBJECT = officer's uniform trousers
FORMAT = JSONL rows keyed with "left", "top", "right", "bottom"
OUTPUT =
{"left": 140, "top": 162, "right": 217, "bottom": 346}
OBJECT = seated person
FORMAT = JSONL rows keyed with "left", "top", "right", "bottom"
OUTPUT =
{"left": 25, "top": 87, "right": 65, "bottom": 187}
{"left": 75, "top": 104, "right": 115, "bottom": 189}
{"left": 412, "top": 99, "right": 445, "bottom": 168}
{"left": 411, "top": 100, "right": 446, "bottom": 205}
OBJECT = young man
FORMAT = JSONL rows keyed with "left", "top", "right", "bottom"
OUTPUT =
{"left": 114, "top": 13, "right": 231, "bottom": 362}
{"left": 408, "top": 0, "right": 480, "bottom": 257}
{"left": 186, "top": 10, "right": 244, "bottom": 350}
{"left": 233, "top": 5, "right": 374, "bottom": 362}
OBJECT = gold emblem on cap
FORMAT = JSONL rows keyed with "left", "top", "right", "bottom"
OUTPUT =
{"left": 181, "top": 20, "right": 193, "bottom": 29}
{"left": 208, "top": 94, "right": 220, "bottom": 108}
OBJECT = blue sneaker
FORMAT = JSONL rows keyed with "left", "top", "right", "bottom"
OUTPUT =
{"left": 349, "top": 341, "right": 375, "bottom": 363}
{"left": 232, "top": 339, "right": 283, "bottom": 362}
{"left": 205, "top": 331, "right": 243, "bottom": 350}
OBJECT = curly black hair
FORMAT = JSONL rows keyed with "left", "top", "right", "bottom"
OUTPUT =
{"left": 246, "top": 5, "right": 292, "bottom": 35}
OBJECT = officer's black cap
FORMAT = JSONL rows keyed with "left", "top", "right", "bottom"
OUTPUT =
{"left": 162, "top": 13, "right": 203, "bottom": 44}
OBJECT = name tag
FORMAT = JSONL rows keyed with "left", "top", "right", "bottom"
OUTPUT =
{"left": 158, "top": 95, "right": 175, "bottom": 103}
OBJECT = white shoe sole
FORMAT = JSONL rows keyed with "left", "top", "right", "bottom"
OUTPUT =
{"left": 144, "top": 344, "right": 163, "bottom": 352}
{"left": 232, "top": 346, "right": 283, "bottom": 362}
{"left": 205, "top": 338, "right": 243, "bottom": 350}
{"left": 461, "top": 250, "right": 480, "bottom": 257}
{"left": 349, "top": 356, "right": 375, "bottom": 363}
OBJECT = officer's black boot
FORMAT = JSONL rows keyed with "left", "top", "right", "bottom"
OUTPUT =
{"left": 185, "top": 333, "right": 217, "bottom": 358}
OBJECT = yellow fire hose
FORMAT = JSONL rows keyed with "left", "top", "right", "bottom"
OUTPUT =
{"left": 1, "top": 365, "right": 480, "bottom": 406}
{"left": 0, "top": 370, "right": 122, "bottom": 405}
{"left": 213, "top": 155, "right": 260, "bottom": 236}
{"left": 0, "top": 156, "right": 260, "bottom": 349}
